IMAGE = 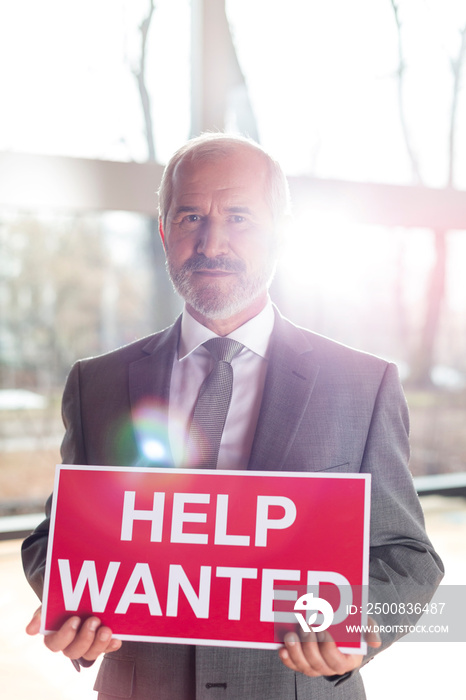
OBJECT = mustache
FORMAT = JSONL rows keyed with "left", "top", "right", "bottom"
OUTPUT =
{"left": 180, "top": 257, "right": 246, "bottom": 274}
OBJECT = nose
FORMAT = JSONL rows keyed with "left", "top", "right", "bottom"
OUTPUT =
{"left": 196, "top": 219, "right": 229, "bottom": 258}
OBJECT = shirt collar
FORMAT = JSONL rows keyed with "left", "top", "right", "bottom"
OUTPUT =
{"left": 178, "top": 299, "right": 275, "bottom": 361}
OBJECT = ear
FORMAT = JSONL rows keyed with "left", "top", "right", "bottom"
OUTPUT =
{"left": 158, "top": 217, "right": 166, "bottom": 250}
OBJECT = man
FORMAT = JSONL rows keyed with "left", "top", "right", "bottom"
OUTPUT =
{"left": 22, "top": 133, "right": 443, "bottom": 699}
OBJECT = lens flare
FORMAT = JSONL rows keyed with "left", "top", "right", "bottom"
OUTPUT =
{"left": 131, "top": 399, "right": 172, "bottom": 467}
{"left": 129, "top": 398, "right": 203, "bottom": 468}
{"left": 140, "top": 437, "right": 168, "bottom": 463}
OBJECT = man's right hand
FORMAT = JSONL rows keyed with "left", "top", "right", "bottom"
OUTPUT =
{"left": 26, "top": 606, "right": 122, "bottom": 661}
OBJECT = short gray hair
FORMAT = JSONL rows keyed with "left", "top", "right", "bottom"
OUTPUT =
{"left": 158, "top": 132, "right": 291, "bottom": 227}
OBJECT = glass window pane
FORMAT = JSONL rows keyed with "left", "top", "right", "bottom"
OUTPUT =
{"left": 0, "top": 0, "right": 191, "bottom": 163}
{"left": 0, "top": 209, "right": 181, "bottom": 509}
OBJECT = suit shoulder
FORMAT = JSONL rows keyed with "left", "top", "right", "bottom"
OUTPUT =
{"left": 277, "top": 313, "right": 393, "bottom": 373}
{"left": 73, "top": 320, "right": 180, "bottom": 373}
{"left": 310, "top": 329, "right": 388, "bottom": 368}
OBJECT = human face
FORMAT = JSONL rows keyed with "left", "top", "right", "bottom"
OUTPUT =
{"left": 163, "top": 147, "right": 279, "bottom": 330}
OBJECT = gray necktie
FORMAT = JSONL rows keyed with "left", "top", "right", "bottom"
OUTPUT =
{"left": 188, "top": 337, "right": 244, "bottom": 469}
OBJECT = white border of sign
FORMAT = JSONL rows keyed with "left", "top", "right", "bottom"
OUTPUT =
{"left": 42, "top": 466, "right": 371, "bottom": 654}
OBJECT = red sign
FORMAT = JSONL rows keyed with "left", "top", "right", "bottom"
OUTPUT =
{"left": 41, "top": 466, "right": 370, "bottom": 653}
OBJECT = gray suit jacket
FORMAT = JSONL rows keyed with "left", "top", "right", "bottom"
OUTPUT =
{"left": 22, "top": 309, "right": 443, "bottom": 700}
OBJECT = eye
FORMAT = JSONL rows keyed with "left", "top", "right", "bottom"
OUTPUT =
{"left": 230, "top": 215, "right": 246, "bottom": 223}
{"left": 178, "top": 214, "right": 203, "bottom": 228}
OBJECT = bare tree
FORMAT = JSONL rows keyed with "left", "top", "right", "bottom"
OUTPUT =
{"left": 390, "top": 1, "right": 466, "bottom": 387}
{"left": 131, "top": 1, "right": 181, "bottom": 329}
{"left": 133, "top": 0, "right": 156, "bottom": 161}
{"left": 129, "top": 0, "right": 260, "bottom": 329}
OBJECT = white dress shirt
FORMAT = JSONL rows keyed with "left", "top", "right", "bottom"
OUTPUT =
{"left": 168, "top": 300, "right": 275, "bottom": 469}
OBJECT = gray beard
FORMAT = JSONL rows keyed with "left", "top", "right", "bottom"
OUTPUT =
{"left": 166, "top": 255, "right": 277, "bottom": 320}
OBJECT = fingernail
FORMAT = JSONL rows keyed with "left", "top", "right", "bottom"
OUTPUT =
{"left": 316, "top": 631, "right": 326, "bottom": 643}
{"left": 70, "top": 618, "right": 80, "bottom": 630}
{"left": 88, "top": 619, "right": 100, "bottom": 632}
{"left": 99, "top": 630, "right": 110, "bottom": 642}
{"left": 284, "top": 633, "right": 299, "bottom": 645}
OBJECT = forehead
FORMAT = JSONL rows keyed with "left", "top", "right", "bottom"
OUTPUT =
{"left": 170, "top": 146, "right": 270, "bottom": 207}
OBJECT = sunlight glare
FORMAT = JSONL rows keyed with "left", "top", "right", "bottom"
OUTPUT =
{"left": 279, "top": 210, "right": 386, "bottom": 303}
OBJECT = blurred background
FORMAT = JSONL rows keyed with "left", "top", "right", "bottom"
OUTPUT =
{"left": 0, "top": 1, "right": 465, "bottom": 697}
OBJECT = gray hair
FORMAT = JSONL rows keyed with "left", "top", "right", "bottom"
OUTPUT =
{"left": 158, "top": 132, "right": 291, "bottom": 228}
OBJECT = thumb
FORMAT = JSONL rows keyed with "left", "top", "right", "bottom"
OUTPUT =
{"left": 364, "top": 616, "right": 382, "bottom": 648}
{"left": 26, "top": 606, "right": 42, "bottom": 636}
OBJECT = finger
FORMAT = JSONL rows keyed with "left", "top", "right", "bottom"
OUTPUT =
{"left": 279, "top": 632, "right": 335, "bottom": 678}
{"left": 278, "top": 633, "right": 301, "bottom": 670}
{"left": 300, "top": 631, "right": 344, "bottom": 677}
{"left": 44, "top": 616, "right": 82, "bottom": 653}
{"left": 279, "top": 631, "right": 364, "bottom": 678}
{"left": 309, "top": 630, "right": 362, "bottom": 676}
{"left": 59, "top": 617, "right": 106, "bottom": 660}
{"left": 81, "top": 627, "right": 122, "bottom": 661}
{"left": 364, "top": 617, "right": 382, "bottom": 648}
{"left": 365, "top": 629, "right": 382, "bottom": 648}
{"left": 26, "top": 606, "right": 42, "bottom": 636}
{"left": 61, "top": 618, "right": 121, "bottom": 661}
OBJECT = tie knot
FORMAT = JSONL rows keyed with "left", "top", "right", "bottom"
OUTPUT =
{"left": 203, "top": 337, "right": 244, "bottom": 364}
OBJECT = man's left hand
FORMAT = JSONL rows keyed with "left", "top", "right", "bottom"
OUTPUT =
{"left": 278, "top": 619, "right": 381, "bottom": 678}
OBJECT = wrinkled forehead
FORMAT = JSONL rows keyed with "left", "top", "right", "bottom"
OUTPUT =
{"left": 173, "top": 144, "right": 269, "bottom": 188}
{"left": 170, "top": 148, "right": 271, "bottom": 214}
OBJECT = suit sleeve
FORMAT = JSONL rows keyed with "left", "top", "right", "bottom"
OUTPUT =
{"left": 362, "top": 362, "right": 444, "bottom": 657}
{"left": 21, "top": 362, "right": 86, "bottom": 599}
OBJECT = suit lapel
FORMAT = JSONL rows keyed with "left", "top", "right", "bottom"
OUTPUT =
{"left": 128, "top": 318, "right": 181, "bottom": 467}
{"left": 248, "top": 310, "right": 320, "bottom": 471}
{"left": 127, "top": 311, "right": 319, "bottom": 471}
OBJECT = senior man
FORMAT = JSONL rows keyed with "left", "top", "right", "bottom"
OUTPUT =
{"left": 23, "top": 133, "right": 443, "bottom": 699}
